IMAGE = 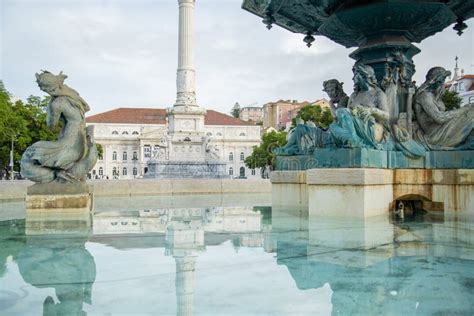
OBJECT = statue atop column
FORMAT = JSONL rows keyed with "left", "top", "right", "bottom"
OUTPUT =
{"left": 20, "top": 71, "right": 98, "bottom": 183}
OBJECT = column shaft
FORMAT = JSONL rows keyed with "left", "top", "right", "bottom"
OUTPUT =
{"left": 176, "top": 0, "right": 197, "bottom": 107}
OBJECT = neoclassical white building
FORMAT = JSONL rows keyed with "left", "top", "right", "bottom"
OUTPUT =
{"left": 86, "top": 108, "right": 261, "bottom": 179}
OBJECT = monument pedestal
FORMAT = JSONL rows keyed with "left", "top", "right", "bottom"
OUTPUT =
{"left": 145, "top": 160, "right": 229, "bottom": 179}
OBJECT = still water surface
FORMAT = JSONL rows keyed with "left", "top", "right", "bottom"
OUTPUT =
{"left": 0, "top": 194, "right": 473, "bottom": 315}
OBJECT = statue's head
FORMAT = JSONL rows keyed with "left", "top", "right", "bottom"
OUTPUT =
{"left": 323, "top": 79, "right": 344, "bottom": 100}
{"left": 352, "top": 64, "right": 377, "bottom": 91}
{"left": 425, "top": 67, "right": 451, "bottom": 89}
{"left": 35, "top": 71, "right": 67, "bottom": 96}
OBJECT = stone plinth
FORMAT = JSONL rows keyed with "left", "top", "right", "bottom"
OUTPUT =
{"left": 26, "top": 182, "right": 93, "bottom": 212}
{"left": 270, "top": 171, "right": 307, "bottom": 209}
{"left": 307, "top": 168, "right": 394, "bottom": 218}
{"left": 25, "top": 183, "right": 93, "bottom": 235}
{"left": 272, "top": 168, "right": 474, "bottom": 218}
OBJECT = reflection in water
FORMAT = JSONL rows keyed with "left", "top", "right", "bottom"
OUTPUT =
{"left": 93, "top": 206, "right": 264, "bottom": 235}
{"left": 0, "top": 220, "right": 26, "bottom": 311}
{"left": 0, "top": 197, "right": 473, "bottom": 315}
{"left": 93, "top": 206, "right": 267, "bottom": 316}
{"left": 273, "top": 206, "right": 474, "bottom": 315}
{"left": 18, "top": 235, "right": 96, "bottom": 315}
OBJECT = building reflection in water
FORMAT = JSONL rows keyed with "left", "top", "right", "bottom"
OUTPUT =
{"left": 93, "top": 205, "right": 267, "bottom": 316}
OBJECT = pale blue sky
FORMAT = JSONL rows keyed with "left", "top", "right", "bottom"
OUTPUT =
{"left": 1, "top": 0, "right": 473, "bottom": 115}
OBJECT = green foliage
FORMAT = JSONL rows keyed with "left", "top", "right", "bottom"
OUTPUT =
{"left": 0, "top": 81, "right": 58, "bottom": 177}
{"left": 96, "top": 143, "right": 104, "bottom": 159}
{"left": 442, "top": 89, "right": 462, "bottom": 111}
{"left": 231, "top": 107, "right": 240, "bottom": 118}
{"left": 291, "top": 104, "right": 333, "bottom": 129}
{"left": 244, "top": 130, "right": 287, "bottom": 171}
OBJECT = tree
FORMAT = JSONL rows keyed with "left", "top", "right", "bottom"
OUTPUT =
{"left": 442, "top": 89, "right": 462, "bottom": 111}
{"left": 244, "top": 130, "right": 287, "bottom": 173}
{"left": 0, "top": 81, "right": 59, "bottom": 178}
{"left": 231, "top": 102, "right": 241, "bottom": 118}
{"left": 231, "top": 108, "right": 240, "bottom": 118}
{"left": 96, "top": 143, "right": 104, "bottom": 159}
{"left": 292, "top": 104, "right": 333, "bottom": 129}
{"left": 0, "top": 82, "right": 27, "bottom": 178}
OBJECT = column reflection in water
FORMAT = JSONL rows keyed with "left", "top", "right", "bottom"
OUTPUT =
{"left": 165, "top": 208, "right": 205, "bottom": 316}
{"left": 18, "top": 207, "right": 96, "bottom": 316}
{"left": 93, "top": 205, "right": 265, "bottom": 315}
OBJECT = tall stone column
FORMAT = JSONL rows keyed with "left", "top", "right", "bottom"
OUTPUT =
{"left": 175, "top": 0, "right": 197, "bottom": 107}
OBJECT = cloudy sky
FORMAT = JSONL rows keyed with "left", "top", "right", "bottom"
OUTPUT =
{"left": 1, "top": 0, "right": 473, "bottom": 115}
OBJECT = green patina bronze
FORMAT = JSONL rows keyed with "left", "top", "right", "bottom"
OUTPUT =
{"left": 242, "top": 0, "right": 474, "bottom": 170}
{"left": 20, "top": 71, "right": 98, "bottom": 183}
{"left": 242, "top": 0, "right": 472, "bottom": 81}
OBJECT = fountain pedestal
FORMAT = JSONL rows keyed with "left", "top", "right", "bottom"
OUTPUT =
{"left": 26, "top": 183, "right": 92, "bottom": 211}
{"left": 272, "top": 169, "right": 474, "bottom": 218}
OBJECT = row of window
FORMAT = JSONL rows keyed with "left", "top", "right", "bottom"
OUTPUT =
{"left": 206, "top": 132, "right": 246, "bottom": 137}
{"left": 111, "top": 131, "right": 140, "bottom": 136}
{"left": 451, "top": 82, "right": 465, "bottom": 93}
{"left": 93, "top": 167, "right": 256, "bottom": 178}
{"left": 112, "top": 151, "right": 138, "bottom": 161}
{"left": 93, "top": 167, "right": 139, "bottom": 176}
{"left": 229, "top": 167, "right": 256, "bottom": 177}
{"left": 109, "top": 150, "right": 246, "bottom": 162}
{"left": 229, "top": 152, "right": 246, "bottom": 162}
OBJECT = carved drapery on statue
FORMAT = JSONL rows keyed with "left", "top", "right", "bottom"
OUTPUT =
{"left": 20, "top": 71, "right": 98, "bottom": 183}
{"left": 274, "top": 65, "right": 472, "bottom": 159}
{"left": 414, "top": 67, "right": 474, "bottom": 151}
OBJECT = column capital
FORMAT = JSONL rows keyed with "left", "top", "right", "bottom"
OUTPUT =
{"left": 178, "top": 0, "right": 195, "bottom": 5}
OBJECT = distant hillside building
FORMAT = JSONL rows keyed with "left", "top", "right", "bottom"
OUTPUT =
{"left": 263, "top": 100, "right": 308, "bottom": 130}
{"left": 287, "top": 99, "right": 330, "bottom": 129}
{"left": 239, "top": 106, "right": 263, "bottom": 123}
{"left": 86, "top": 108, "right": 261, "bottom": 180}
{"left": 263, "top": 99, "right": 330, "bottom": 130}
